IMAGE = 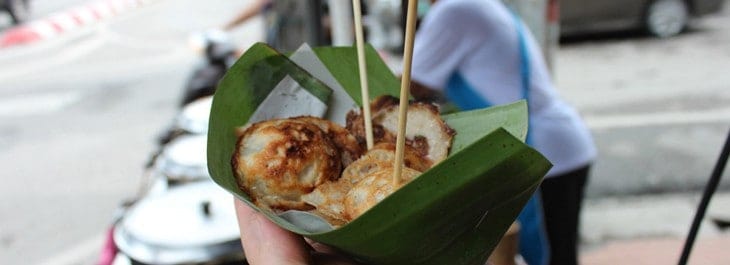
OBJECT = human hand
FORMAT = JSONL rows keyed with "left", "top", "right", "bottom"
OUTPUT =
{"left": 235, "top": 199, "right": 360, "bottom": 265}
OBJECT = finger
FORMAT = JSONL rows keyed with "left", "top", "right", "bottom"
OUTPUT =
{"left": 305, "top": 238, "right": 341, "bottom": 256}
{"left": 305, "top": 238, "right": 362, "bottom": 265}
{"left": 235, "top": 199, "right": 311, "bottom": 265}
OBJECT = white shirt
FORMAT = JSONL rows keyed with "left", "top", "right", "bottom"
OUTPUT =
{"left": 411, "top": 0, "right": 596, "bottom": 177}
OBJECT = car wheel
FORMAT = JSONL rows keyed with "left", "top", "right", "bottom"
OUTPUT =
{"left": 645, "top": 0, "right": 689, "bottom": 37}
{"left": 8, "top": 0, "right": 30, "bottom": 25}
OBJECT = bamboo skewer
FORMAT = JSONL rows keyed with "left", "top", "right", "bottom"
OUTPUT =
{"left": 352, "top": 0, "right": 374, "bottom": 150}
{"left": 394, "top": 0, "right": 419, "bottom": 186}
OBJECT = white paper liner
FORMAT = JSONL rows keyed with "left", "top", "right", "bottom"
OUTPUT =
{"left": 247, "top": 75, "right": 328, "bottom": 124}
{"left": 289, "top": 44, "right": 358, "bottom": 126}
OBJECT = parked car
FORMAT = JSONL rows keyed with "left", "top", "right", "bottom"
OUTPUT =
{"left": 560, "top": 0, "right": 725, "bottom": 37}
{"left": 1, "top": 0, "right": 29, "bottom": 25}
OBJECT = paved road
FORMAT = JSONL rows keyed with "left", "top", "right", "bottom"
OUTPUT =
{"left": 0, "top": 0, "right": 728, "bottom": 264}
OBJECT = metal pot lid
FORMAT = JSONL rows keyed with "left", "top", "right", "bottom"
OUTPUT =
{"left": 118, "top": 181, "right": 239, "bottom": 248}
{"left": 157, "top": 134, "right": 209, "bottom": 180}
{"left": 175, "top": 96, "right": 212, "bottom": 134}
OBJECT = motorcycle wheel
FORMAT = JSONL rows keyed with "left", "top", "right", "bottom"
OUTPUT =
{"left": 8, "top": 0, "right": 30, "bottom": 25}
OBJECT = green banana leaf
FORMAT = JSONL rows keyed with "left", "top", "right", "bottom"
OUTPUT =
{"left": 207, "top": 44, "right": 333, "bottom": 198}
{"left": 207, "top": 43, "right": 552, "bottom": 265}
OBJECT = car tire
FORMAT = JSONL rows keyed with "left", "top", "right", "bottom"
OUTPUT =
{"left": 645, "top": 0, "right": 689, "bottom": 37}
{"left": 8, "top": 0, "right": 30, "bottom": 25}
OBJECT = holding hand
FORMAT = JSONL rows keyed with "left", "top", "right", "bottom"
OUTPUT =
{"left": 235, "top": 199, "right": 360, "bottom": 265}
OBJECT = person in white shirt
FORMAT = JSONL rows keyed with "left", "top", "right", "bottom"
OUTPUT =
{"left": 410, "top": 0, "right": 597, "bottom": 264}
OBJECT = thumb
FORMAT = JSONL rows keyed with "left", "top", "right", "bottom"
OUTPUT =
{"left": 235, "top": 199, "right": 311, "bottom": 265}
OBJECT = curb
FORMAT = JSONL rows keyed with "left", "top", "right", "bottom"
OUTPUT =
{"left": 0, "top": 0, "right": 155, "bottom": 48}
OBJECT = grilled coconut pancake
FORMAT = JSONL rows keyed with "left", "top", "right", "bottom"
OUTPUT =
{"left": 233, "top": 118, "right": 342, "bottom": 210}
{"left": 301, "top": 144, "right": 427, "bottom": 224}
{"left": 347, "top": 95, "right": 455, "bottom": 166}
{"left": 291, "top": 116, "right": 364, "bottom": 168}
{"left": 231, "top": 97, "right": 455, "bottom": 225}
{"left": 368, "top": 142, "right": 431, "bottom": 172}
{"left": 344, "top": 166, "right": 421, "bottom": 220}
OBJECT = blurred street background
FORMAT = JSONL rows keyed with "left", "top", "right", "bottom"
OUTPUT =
{"left": 0, "top": 0, "right": 728, "bottom": 264}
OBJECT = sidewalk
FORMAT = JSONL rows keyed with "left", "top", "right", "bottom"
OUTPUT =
{"left": 579, "top": 192, "right": 730, "bottom": 264}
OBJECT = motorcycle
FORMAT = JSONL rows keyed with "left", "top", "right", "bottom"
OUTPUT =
{"left": 156, "top": 29, "right": 235, "bottom": 147}
{"left": 181, "top": 30, "right": 237, "bottom": 108}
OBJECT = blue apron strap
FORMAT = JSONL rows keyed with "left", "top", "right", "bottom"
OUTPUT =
{"left": 513, "top": 9, "right": 532, "bottom": 144}
{"left": 511, "top": 10, "right": 551, "bottom": 265}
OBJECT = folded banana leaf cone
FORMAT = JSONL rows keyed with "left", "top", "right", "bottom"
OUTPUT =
{"left": 207, "top": 43, "right": 552, "bottom": 265}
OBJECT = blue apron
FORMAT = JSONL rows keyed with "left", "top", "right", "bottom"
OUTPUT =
{"left": 443, "top": 12, "right": 550, "bottom": 265}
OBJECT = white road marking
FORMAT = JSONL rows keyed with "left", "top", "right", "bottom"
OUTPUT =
{"left": 585, "top": 107, "right": 730, "bottom": 130}
{"left": 35, "top": 234, "right": 105, "bottom": 265}
{"left": 0, "top": 91, "right": 83, "bottom": 117}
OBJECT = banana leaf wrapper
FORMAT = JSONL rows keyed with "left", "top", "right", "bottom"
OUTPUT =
{"left": 207, "top": 43, "right": 552, "bottom": 265}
